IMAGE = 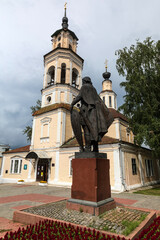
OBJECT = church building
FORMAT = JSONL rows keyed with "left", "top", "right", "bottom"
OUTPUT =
{"left": 1, "top": 8, "right": 160, "bottom": 192}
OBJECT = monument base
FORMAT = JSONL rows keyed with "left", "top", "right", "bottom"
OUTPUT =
{"left": 67, "top": 155, "right": 116, "bottom": 215}
{"left": 66, "top": 198, "right": 116, "bottom": 216}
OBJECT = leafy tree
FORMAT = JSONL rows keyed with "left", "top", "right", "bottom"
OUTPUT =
{"left": 116, "top": 37, "right": 160, "bottom": 156}
{"left": 23, "top": 100, "right": 41, "bottom": 142}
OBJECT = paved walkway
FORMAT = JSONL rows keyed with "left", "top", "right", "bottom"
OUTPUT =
{"left": 0, "top": 183, "right": 159, "bottom": 238}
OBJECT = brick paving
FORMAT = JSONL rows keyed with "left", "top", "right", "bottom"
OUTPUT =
{"left": 0, "top": 186, "right": 66, "bottom": 238}
{"left": 114, "top": 197, "right": 137, "bottom": 206}
{"left": 11, "top": 205, "right": 32, "bottom": 210}
{"left": 0, "top": 217, "right": 25, "bottom": 238}
{"left": 0, "top": 194, "right": 65, "bottom": 204}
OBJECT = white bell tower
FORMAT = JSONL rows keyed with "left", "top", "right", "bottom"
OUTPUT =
{"left": 41, "top": 5, "right": 84, "bottom": 108}
{"left": 99, "top": 61, "right": 117, "bottom": 110}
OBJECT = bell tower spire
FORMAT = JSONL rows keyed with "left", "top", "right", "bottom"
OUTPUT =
{"left": 62, "top": 2, "right": 68, "bottom": 30}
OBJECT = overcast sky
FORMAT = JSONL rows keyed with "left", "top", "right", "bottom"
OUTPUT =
{"left": 0, "top": 0, "right": 160, "bottom": 149}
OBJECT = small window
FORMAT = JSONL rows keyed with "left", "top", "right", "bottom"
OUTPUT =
{"left": 145, "top": 159, "right": 154, "bottom": 177}
{"left": 109, "top": 96, "right": 112, "bottom": 107}
{"left": 131, "top": 158, "right": 137, "bottom": 175}
{"left": 57, "top": 43, "right": 61, "bottom": 48}
{"left": 69, "top": 44, "right": 72, "bottom": 50}
{"left": 10, "top": 159, "right": 23, "bottom": 174}
{"left": 58, "top": 36, "right": 61, "bottom": 41}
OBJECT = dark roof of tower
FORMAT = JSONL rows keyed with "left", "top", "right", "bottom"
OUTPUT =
{"left": 51, "top": 28, "right": 78, "bottom": 41}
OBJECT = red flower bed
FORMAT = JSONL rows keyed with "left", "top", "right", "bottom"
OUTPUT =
{"left": 135, "top": 216, "right": 160, "bottom": 240}
{"left": 0, "top": 220, "right": 127, "bottom": 240}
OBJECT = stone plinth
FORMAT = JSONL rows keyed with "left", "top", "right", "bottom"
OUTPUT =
{"left": 67, "top": 153, "right": 116, "bottom": 215}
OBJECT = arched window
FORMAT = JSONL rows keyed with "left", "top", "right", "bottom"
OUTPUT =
{"left": 47, "top": 66, "right": 55, "bottom": 86}
{"left": 69, "top": 44, "right": 72, "bottom": 50}
{"left": 61, "top": 63, "right": 66, "bottom": 84}
{"left": 72, "top": 68, "right": 78, "bottom": 87}
{"left": 57, "top": 43, "right": 61, "bottom": 48}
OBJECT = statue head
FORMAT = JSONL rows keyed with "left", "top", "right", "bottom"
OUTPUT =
{"left": 82, "top": 76, "right": 92, "bottom": 85}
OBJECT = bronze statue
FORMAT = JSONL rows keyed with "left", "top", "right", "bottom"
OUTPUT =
{"left": 70, "top": 77, "right": 113, "bottom": 152}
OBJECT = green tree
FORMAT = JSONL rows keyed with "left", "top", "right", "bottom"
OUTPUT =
{"left": 116, "top": 37, "right": 160, "bottom": 156}
{"left": 23, "top": 100, "right": 41, "bottom": 142}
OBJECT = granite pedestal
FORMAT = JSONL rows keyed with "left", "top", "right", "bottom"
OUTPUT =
{"left": 67, "top": 153, "right": 116, "bottom": 216}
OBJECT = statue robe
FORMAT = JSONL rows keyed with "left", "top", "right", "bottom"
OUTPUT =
{"left": 73, "top": 83, "right": 113, "bottom": 142}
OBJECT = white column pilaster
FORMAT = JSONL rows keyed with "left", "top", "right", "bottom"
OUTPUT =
{"left": 62, "top": 111, "right": 66, "bottom": 144}
{"left": 119, "top": 148, "right": 126, "bottom": 190}
{"left": 106, "top": 94, "right": 109, "bottom": 108}
{"left": 54, "top": 151, "right": 59, "bottom": 182}
{"left": 43, "top": 64, "right": 47, "bottom": 89}
{"left": 69, "top": 93, "right": 72, "bottom": 104}
{"left": 41, "top": 94, "right": 45, "bottom": 107}
{"left": 57, "top": 90, "right": 60, "bottom": 103}
{"left": 115, "top": 121, "right": 120, "bottom": 139}
{"left": 79, "top": 69, "right": 82, "bottom": 88}
{"left": 138, "top": 152, "right": 144, "bottom": 186}
{"left": 64, "top": 91, "right": 68, "bottom": 103}
{"left": 56, "top": 110, "right": 61, "bottom": 146}
{"left": 70, "top": 61, "right": 72, "bottom": 85}
{"left": 113, "top": 148, "right": 123, "bottom": 191}
{"left": 34, "top": 159, "right": 38, "bottom": 181}
{"left": 52, "top": 91, "right": 56, "bottom": 104}
{"left": 30, "top": 118, "right": 36, "bottom": 149}
{"left": 55, "top": 58, "right": 58, "bottom": 84}
{"left": 0, "top": 156, "right": 5, "bottom": 177}
{"left": 27, "top": 159, "right": 32, "bottom": 180}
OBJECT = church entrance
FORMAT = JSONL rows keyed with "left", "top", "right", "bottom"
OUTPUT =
{"left": 36, "top": 159, "right": 48, "bottom": 182}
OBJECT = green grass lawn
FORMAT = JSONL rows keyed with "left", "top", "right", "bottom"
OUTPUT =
{"left": 134, "top": 187, "right": 160, "bottom": 196}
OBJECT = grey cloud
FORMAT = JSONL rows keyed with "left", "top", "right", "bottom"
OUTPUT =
{"left": 0, "top": 0, "right": 160, "bottom": 148}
